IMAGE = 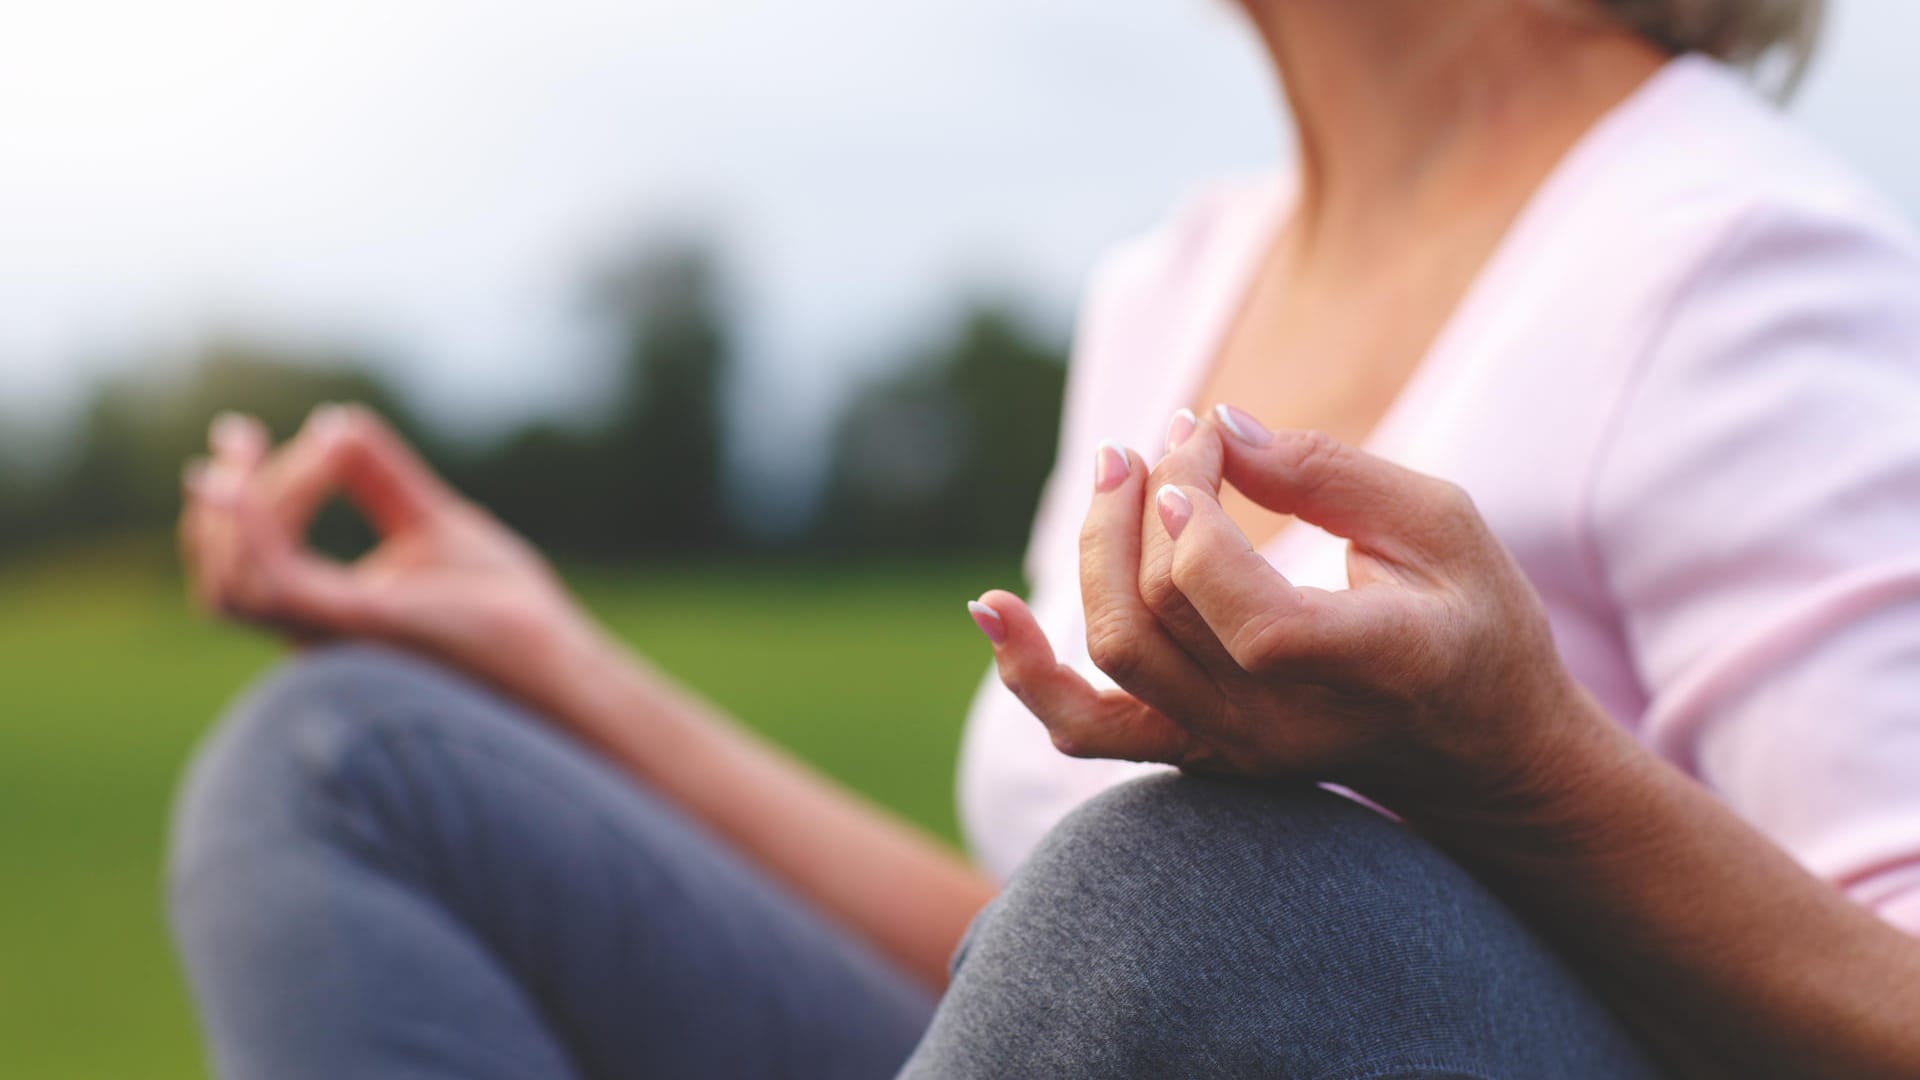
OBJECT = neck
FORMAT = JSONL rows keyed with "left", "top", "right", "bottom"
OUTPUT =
{"left": 1240, "top": 0, "right": 1666, "bottom": 263}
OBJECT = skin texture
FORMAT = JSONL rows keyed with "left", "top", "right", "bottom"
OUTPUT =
{"left": 175, "top": 1, "right": 1920, "bottom": 1070}
{"left": 180, "top": 406, "right": 994, "bottom": 990}
{"left": 986, "top": 411, "right": 1580, "bottom": 812}
{"left": 977, "top": 407, "right": 1920, "bottom": 1078}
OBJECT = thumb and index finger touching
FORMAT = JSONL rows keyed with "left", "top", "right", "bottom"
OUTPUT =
{"left": 256, "top": 404, "right": 455, "bottom": 537}
{"left": 181, "top": 404, "right": 451, "bottom": 635}
{"left": 1208, "top": 404, "right": 1473, "bottom": 572}
{"left": 1153, "top": 405, "right": 1472, "bottom": 678}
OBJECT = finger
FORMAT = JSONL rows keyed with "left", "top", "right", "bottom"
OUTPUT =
{"left": 192, "top": 410, "right": 274, "bottom": 615}
{"left": 1078, "top": 440, "right": 1219, "bottom": 711}
{"left": 971, "top": 590, "right": 1193, "bottom": 765}
{"left": 1209, "top": 404, "right": 1478, "bottom": 573}
{"left": 257, "top": 403, "right": 454, "bottom": 535}
{"left": 179, "top": 462, "right": 222, "bottom": 613}
{"left": 1162, "top": 481, "right": 1382, "bottom": 682}
{"left": 187, "top": 462, "right": 250, "bottom": 615}
{"left": 180, "top": 459, "right": 257, "bottom": 619}
{"left": 1138, "top": 420, "right": 1241, "bottom": 673}
{"left": 207, "top": 412, "right": 270, "bottom": 470}
{"left": 210, "top": 465, "right": 381, "bottom": 637}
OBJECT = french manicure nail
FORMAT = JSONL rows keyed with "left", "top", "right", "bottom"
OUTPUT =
{"left": 1094, "top": 441, "right": 1131, "bottom": 493}
{"left": 210, "top": 412, "right": 256, "bottom": 453}
{"left": 200, "top": 465, "right": 242, "bottom": 504}
{"left": 1156, "top": 484, "right": 1192, "bottom": 539}
{"left": 304, "top": 402, "right": 347, "bottom": 437}
{"left": 968, "top": 600, "right": 1007, "bottom": 645}
{"left": 1166, "top": 408, "right": 1197, "bottom": 451}
{"left": 1214, "top": 404, "right": 1273, "bottom": 447}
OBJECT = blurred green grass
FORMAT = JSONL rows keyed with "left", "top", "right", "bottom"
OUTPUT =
{"left": 0, "top": 549, "right": 1013, "bottom": 1078}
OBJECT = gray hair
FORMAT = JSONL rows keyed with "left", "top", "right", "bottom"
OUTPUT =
{"left": 1575, "top": 0, "right": 1828, "bottom": 95}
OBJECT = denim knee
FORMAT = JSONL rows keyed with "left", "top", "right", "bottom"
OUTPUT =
{"left": 923, "top": 774, "right": 1566, "bottom": 1078}
{"left": 166, "top": 644, "right": 473, "bottom": 896}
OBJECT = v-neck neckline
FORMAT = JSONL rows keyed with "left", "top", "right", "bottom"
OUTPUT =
{"left": 1163, "top": 54, "right": 1703, "bottom": 564}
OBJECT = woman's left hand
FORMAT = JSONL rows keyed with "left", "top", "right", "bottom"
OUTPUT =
{"left": 974, "top": 406, "right": 1601, "bottom": 815}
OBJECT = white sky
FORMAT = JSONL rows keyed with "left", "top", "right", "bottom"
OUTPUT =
{"left": 2, "top": 0, "right": 1918, "bottom": 481}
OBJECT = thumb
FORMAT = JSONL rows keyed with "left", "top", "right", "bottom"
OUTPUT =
{"left": 972, "top": 590, "right": 1193, "bottom": 765}
{"left": 260, "top": 404, "right": 455, "bottom": 536}
{"left": 1208, "top": 405, "right": 1479, "bottom": 571}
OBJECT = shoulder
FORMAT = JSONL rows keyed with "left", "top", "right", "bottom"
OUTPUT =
{"left": 1622, "top": 62, "right": 1920, "bottom": 386}
{"left": 1589, "top": 57, "right": 1920, "bottom": 296}
{"left": 1584, "top": 69, "right": 1920, "bottom": 547}
{"left": 1490, "top": 56, "right": 1920, "bottom": 421}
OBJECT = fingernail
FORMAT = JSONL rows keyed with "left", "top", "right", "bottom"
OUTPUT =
{"left": 1166, "top": 408, "right": 1197, "bottom": 451}
{"left": 1093, "top": 441, "right": 1131, "bottom": 493}
{"left": 200, "top": 464, "right": 242, "bottom": 504}
{"left": 1156, "top": 484, "right": 1192, "bottom": 539}
{"left": 1214, "top": 404, "right": 1272, "bottom": 447}
{"left": 210, "top": 412, "right": 258, "bottom": 454}
{"left": 304, "top": 402, "right": 347, "bottom": 437}
{"left": 968, "top": 600, "right": 1007, "bottom": 645}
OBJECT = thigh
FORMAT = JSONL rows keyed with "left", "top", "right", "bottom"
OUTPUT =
{"left": 901, "top": 774, "right": 1664, "bottom": 1080}
{"left": 169, "top": 644, "right": 933, "bottom": 1080}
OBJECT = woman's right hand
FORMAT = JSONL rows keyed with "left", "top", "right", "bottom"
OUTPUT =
{"left": 179, "top": 404, "right": 614, "bottom": 715}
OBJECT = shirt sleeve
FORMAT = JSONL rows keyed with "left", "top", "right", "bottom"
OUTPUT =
{"left": 1589, "top": 203, "right": 1920, "bottom": 935}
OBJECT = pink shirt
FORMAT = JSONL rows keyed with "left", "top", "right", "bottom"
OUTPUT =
{"left": 956, "top": 56, "right": 1920, "bottom": 936}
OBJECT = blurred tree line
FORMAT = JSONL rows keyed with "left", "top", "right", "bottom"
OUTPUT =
{"left": 0, "top": 240, "right": 1067, "bottom": 564}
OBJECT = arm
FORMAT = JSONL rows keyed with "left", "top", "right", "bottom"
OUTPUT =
{"left": 1419, "top": 705, "right": 1920, "bottom": 1079}
{"left": 534, "top": 624, "right": 995, "bottom": 989}
{"left": 180, "top": 405, "right": 992, "bottom": 990}
{"left": 975, "top": 410, "right": 1920, "bottom": 1075}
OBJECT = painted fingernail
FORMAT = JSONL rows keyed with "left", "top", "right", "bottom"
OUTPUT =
{"left": 210, "top": 412, "right": 259, "bottom": 455}
{"left": 304, "top": 402, "right": 347, "bottom": 438}
{"left": 1166, "top": 408, "right": 1197, "bottom": 451}
{"left": 968, "top": 600, "right": 1007, "bottom": 645}
{"left": 1156, "top": 484, "right": 1192, "bottom": 539}
{"left": 1094, "top": 441, "right": 1131, "bottom": 493}
{"left": 200, "top": 464, "right": 242, "bottom": 504}
{"left": 1214, "top": 403, "right": 1273, "bottom": 447}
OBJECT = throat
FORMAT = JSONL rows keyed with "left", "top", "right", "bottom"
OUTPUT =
{"left": 1187, "top": 229, "right": 1484, "bottom": 552}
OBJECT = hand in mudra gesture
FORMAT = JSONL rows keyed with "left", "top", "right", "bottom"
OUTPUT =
{"left": 974, "top": 406, "right": 1596, "bottom": 816}
{"left": 179, "top": 405, "right": 602, "bottom": 713}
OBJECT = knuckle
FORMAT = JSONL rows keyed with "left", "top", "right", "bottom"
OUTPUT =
{"left": 1084, "top": 611, "right": 1144, "bottom": 684}
{"left": 999, "top": 673, "right": 1026, "bottom": 703}
{"left": 1048, "top": 724, "right": 1094, "bottom": 759}
{"left": 232, "top": 572, "right": 280, "bottom": 618}
{"left": 1423, "top": 479, "right": 1488, "bottom": 551}
{"left": 1166, "top": 538, "right": 1205, "bottom": 597}
{"left": 1272, "top": 429, "right": 1342, "bottom": 498}
{"left": 1136, "top": 561, "right": 1181, "bottom": 619}
{"left": 1076, "top": 513, "right": 1107, "bottom": 552}
{"left": 1433, "top": 479, "right": 1477, "bottom": 520}
{"left": 1280, "top": 428, "right": 1341, "bottom": 472}
{"left": 1226, "top": 607, "right": 1314, "bottom": 678}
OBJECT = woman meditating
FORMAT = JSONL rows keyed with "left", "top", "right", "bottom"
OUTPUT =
{"left": 170, "top": 0, "right": 1920, "bottom": 1075}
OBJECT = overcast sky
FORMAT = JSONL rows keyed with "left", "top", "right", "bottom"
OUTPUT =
{"left": 4, "top": 0, "right": 1919, "bottom": 480}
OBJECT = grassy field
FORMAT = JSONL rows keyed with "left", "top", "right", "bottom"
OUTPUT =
{"left": 0, "top": 548, "right": 1015, "bottom": 1078}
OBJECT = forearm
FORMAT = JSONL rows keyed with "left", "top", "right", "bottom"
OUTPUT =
{"left": 529, "top": 624, "right": 996, "bottom": 991}
{"left": 1408, "top": 708, "right": 1920, "bottom": 1078}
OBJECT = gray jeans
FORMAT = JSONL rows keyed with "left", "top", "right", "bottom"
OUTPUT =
{"left": 167, "top": 645, "right": 1662, "bottom": 1078}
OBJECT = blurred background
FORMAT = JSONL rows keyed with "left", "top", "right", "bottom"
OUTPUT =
{"left": 4, "top": 0, "right": 1919, "bottom": 1073}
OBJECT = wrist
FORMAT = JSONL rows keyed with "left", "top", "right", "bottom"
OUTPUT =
{"left": 1385, "top": 671, "right": 1636, "bottom": 838}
